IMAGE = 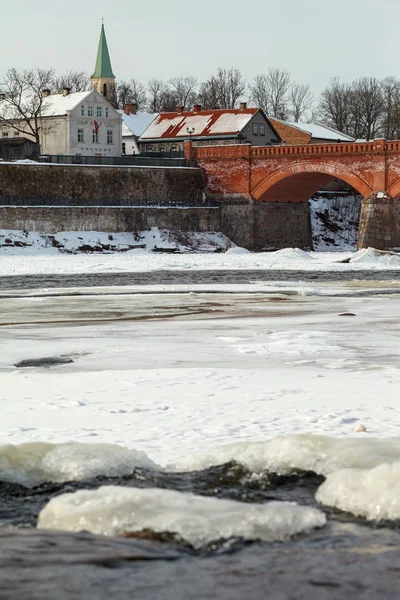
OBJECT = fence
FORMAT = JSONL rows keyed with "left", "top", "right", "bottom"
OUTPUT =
{"left": 0, "top": 197, "right": 219, "bottom": 208}
{"left": 37, "top": 154, "right": 187, "bottom": 167}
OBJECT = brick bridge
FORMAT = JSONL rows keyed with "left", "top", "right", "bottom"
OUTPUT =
{"left": 185, "top": 139, "right": 400, "bottom": 250}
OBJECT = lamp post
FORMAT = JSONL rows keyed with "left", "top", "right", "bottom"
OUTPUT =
{"left": 186, "top": 127, "right": 195, "bottom": 141}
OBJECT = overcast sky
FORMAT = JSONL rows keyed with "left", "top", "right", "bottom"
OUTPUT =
{"left": 1, "top": 0, "right": 399, "bottom": 93}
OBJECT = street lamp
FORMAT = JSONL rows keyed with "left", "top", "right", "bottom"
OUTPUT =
{"left": 186, "top": 127, "right": 195, "bottom": 141}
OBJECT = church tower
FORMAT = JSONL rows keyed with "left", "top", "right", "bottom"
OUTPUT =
{"left": 91, "top": 23, "right": 116, "bottom": 101}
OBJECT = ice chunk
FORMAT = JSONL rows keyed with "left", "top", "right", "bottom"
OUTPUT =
{"left": 37, "top": 486, "right": 326, "bottom": 546}
{"left": 317, "top": 462, "right": 400, "bottom": 521}
{"left": 175, "top": 435, "right": 400, "bottom": 476}
{"left": 0, "top": 442, "right": 158, "bottom": 488}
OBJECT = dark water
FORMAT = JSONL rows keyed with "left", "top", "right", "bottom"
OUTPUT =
{"left": 1, "top": 269, "right": 400, "bottom": 291}
{"left": 1, "top": 465, "right": 400, "bottom": 599}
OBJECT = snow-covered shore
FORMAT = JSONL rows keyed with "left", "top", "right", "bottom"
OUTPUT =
{"left": 1, "top": 245, "right": 400, "bottom": 276}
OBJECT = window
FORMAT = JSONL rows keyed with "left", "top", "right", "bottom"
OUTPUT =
{"left": 78, "top": 129, "right": 84, "bottom": 143}
{"left": 259, "top": 123, "right": 265, "bottom": 136}
{"left": 107, "top": 130, "right": 113, "bottom": 144}
{"left": 92, "top": 130, "right": 99, "bottom": 143}
{"left": 81, "top": 105, "right": 85, "bottom": 116}
{"left": 97, "top": 106, "right": 102, "bottom": 118}
{"left": 105, "top": 107, "right": 109, "bottom": 117}
{"left": 122, "top": 142, "right": 126, "bottom": 155}
{"left": 14, "top": 131, "right": 20, "bottom": 136}
{"left": 2, "top": 132, "right": 8, "bottom": 138}
{"left": 252, "top": 123, "right": 259, "bottom": 135}
{"left": 88, "top": 106, "right": 93, "bottom": 117}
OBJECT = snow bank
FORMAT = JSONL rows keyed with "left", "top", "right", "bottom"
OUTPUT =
{"left": 316, "top": 462, "right": 400, "bottom": 521}
{"left": 0, "top": 442, "right": 158, "bottom": 488}
{"left": 175, "top": 435, "right": 400, "bottom": 477}
{"left": 0, "top": 227, "right": 233, "bottom": 256}
{"left": 273, "top": 248, "right": 313, "bottom": 260}
{"left": 349, "top": 248, "right": 400, "bottom": 266}
{"left": 37, "top": 486, "right": 326, "bottom": 545}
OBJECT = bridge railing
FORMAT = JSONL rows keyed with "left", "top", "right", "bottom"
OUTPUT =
{"left": 250, "top": 142, "right": 378, "bottom": 157}
{"left": 192, "top": 139, "right": 400, "bottom": 160}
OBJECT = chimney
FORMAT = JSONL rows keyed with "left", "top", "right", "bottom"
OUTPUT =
{"left": 42, "top": 89, "right": 51, "bottom": 97}
{"left": 177, "top": 106, "right": 184, "bottom": 114}
{"left": 239, "top": 102, "right": 247, "bottom": 111}
{"left": 193, "top": 104, "right": 202, "bottom": 113}
{"left": 62, "top": 87, "right": 71, "bottom": 97}
{"left": 124, "top": 103, "right": 133, "bottom": 116}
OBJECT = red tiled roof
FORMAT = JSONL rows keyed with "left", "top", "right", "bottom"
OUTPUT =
{"left": 140, "top": 108, "right": 259, "bottom": 140}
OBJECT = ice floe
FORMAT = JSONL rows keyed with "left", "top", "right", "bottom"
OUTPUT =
{"left": 0, "top": 442, "right": 158, "bottom": 488}
{"left": 37, "top": 486, "right": 326, "bottom": 546}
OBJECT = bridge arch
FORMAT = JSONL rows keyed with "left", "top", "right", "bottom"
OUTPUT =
{"left": 252, "top": 162, "right": 373, "bottom": 202}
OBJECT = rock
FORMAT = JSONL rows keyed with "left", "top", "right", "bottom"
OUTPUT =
{"left": 355, "top": 424, "right": 367, "bottom": 433}
{"left": 339, "top": 313, "right": 356, "bottom": 317}
{"left": 15, "top": 356, "right": 74, "bottom": 368}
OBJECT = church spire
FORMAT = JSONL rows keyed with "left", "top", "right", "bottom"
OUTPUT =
{"left": 92, "top": 23, "right": 115, "bottom": 79}
{"left": 91, "top": 23, "right": 116, "bottom": 99}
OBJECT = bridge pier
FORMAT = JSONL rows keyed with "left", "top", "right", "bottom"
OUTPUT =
{"left": 359, "top": 193, "right": 400, "bottom": 250}
{"left": 219, "top": 196, "right": 313, "bottom": 250}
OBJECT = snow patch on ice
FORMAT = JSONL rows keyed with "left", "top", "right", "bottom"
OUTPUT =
{"left": 175, "top": 435, "right": 400, "bottom": 477}
{"left": 37, "top": 485, "right": 326, "bottom": 545}
{"left": 0, "top": 442, "right": 158, "bottom": 488}
{"left": 317, "top": 462, "right": 400, "bottom": 521}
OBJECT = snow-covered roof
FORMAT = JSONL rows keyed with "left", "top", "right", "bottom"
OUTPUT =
{"left": 42, "top": 91, "right": 92, "bottom": 116}
{"left": 140, "top": 108, "right": 259, "bottom": 140}
{"left": 120, "top": 111, "right": 157, "bottom": 138}
{"left": 287, "top": 122, "right": 354, "bottom": 142}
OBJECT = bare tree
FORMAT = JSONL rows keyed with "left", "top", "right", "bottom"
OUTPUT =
{"left": 197, "top": 79, "right": 221, "bottom": 109}
{"left": 52, "top": 70, "right": 90, "bottom": 93}
{"left": 381, "top": 77, "right": 400, "bottom": 139}
{"left": 248, "top": 74, "right": 270, "bottom": 112}
{"left": 169, "top": 76, "right": 197, "bottom": 110}
{"left": 249, "top": 68, "right": 291, "bottom": 118}
{"left": 318, "top": 78, "right": 354, "bottom": 135}
{"left": 289, "top": 82, "right": 314, "bottom": 122}
{"left": 199, "top": 68, "right": 246, "bottom": 110}
{"left": 147, "top": 78, "right": 168, "bottom": 112}
{"left": 351, "top": 77, "right": 384, "bottom": 139}
{"left": 117, "top": 78, "right": 147, "bottom": 109}
{"left": 0, "top": 67, "right": 57, "bottom": 147}
{"left": 266, "top": 68, "right": 291, "bottom": 119}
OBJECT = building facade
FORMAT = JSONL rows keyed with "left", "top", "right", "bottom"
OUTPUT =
{"left": 139, "top": 104, "right": 281, "bottom": 153}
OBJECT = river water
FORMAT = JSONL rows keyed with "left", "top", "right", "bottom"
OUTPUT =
{"left": 1, "top": 273, "right": 400, "bottom": 599}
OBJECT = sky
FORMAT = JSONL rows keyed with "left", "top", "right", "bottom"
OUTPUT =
{"left": 1, "top": 0, "right": 399, "bottom": 94}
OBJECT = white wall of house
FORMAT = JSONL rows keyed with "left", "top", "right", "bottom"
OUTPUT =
{"left": 1, "top": 90, "right": 122, "bottom": 157}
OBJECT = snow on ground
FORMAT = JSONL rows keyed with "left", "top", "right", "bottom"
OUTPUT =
{"left": 1, "top": 288, "right": 400, "bottom": 465}
{"left": 309, "top": 194, "right": 361, "bottom": 251}
{"left": 1, "top": 242, "right": 400, "bottom": 275}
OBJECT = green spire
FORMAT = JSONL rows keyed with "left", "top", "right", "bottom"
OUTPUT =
{"left": 92, "top": 24, "right": 115, "bottom": 79}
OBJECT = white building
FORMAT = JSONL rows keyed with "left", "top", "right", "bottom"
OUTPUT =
{"left": 120, "top": 103, "right": 156, "bottom": 155}
{"left": 0, "top": 24, "right": 122, "bottom": 158}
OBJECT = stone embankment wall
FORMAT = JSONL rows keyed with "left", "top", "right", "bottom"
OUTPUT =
{"left": 0, "top": 163, "right": 221, "bottom": 236}
{"left": 0, "top": 163, "right": 205, "bottom": 204}
{"left": 0, "top": 206, "right": 219, "bottom": 235}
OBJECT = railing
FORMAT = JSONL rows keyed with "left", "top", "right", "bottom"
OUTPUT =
{"left": 0, "top": 197, "right": 219, "bottom": 208}
{"left": 36, "top": 154, "right": 188, "bottom": 168}
{"left": 193, "top": 139, "right": 400, "bottom": 160}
